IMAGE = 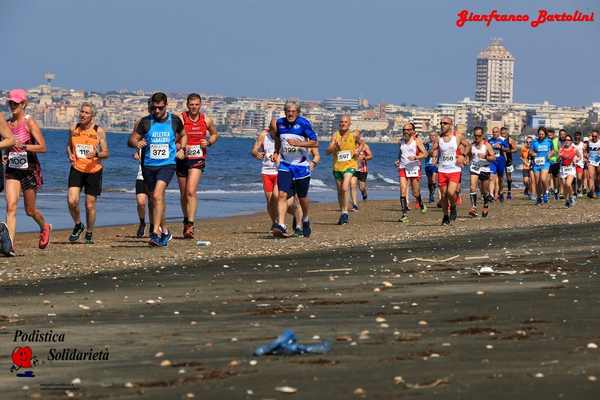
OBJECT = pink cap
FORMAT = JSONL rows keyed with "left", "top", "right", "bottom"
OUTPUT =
{"left": 7, "top": 89, "right": 27, "bottom": 104}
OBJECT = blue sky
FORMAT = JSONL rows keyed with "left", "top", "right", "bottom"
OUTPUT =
{"left": 0, "top": 0, "right": 598, "bottom": 106}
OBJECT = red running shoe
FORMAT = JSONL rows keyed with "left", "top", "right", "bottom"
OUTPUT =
{"left": 39, "top": 224, "right": 52, "bottom": 249}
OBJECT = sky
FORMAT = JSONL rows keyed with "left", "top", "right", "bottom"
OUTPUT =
{"left": 0, "top": 0, "right": 598, "bottom": 106}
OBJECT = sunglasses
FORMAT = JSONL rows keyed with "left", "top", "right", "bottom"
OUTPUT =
{"left": 151, "top": 105, "right": 166, "bottom": 111}
{"left": 440, "top": 122, "right": 450, "bottom": 125}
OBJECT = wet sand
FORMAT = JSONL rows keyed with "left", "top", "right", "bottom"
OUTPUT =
{"left": 1, "top": 193, "right": 600, "bottom": 399}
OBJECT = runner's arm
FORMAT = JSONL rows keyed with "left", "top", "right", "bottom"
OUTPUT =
{"left": 251, "top": 131, "right": 266, "bottom": 160}
{"left": 0, "top": 113, "right": 15, "bottom": 149}
{"left": 363, "top": 144, "right": 373, "bottom": 161}
{"left": 66, "top": 127, "right": 76, "bottom": 162}
{"left": 96, "top": 127, "right": 109, "bottom": 159}
{"left": 128, "top": 118, "right": 147, "bottom": 149}
{"left": 415, "top": 138, "right": 427, "bottom": 160}
{"left": 486, "top": 144, "right": 496, "bottom": 161}
{"left": 326, "top": 133, "right": 338, "bottom": 155}
{"left": 205, "top": 116, "right": 219, "bottom": 147}
{"left": 25, "top": 117, "right": 46, "bottom": 153}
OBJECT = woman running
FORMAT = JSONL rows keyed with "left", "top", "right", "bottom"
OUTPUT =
{"left": 556, "top": 134, "right": 578, "bottom": 207}
{"left": 529, "top": 127, "right": 553, "bottom": 205}
{"left": 3, "top": 89, "right": 51, "bottom": 255}
{"left": 468, "top": 127, "right": 495, "bottom": 217}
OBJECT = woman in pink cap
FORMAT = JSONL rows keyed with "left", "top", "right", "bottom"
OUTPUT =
{"left": 2, "top": 89, "right": 51, "bottom": 255}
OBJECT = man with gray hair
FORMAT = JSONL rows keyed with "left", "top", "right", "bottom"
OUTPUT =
{"left": 66, "top": 102, "right": 109, "bottom": 244}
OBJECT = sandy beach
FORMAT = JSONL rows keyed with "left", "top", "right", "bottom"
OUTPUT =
{"left": 1, "top": 193, "right": 600, "bottom": 399}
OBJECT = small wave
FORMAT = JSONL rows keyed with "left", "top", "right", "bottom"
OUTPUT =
{"left": 310, "top": 178, "right": 328, "bottom": 188}
{"left": 375, "top": 172, "right": 399, "bottom": 185}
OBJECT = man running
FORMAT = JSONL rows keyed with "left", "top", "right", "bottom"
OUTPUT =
{"left": 520, "top": 136, "right": 533, "bottom": 200}
{"left": 271, "top": 100, "right": 318, "bottom": 237}
{"left": 395, "top": 122, "right": 427, "bottom": 223}
{"left": 547, "top": 129, "right": 561, "bottom": 200}
{"left": 66, "top": 103, "right": 109, "bottom": 244}
{"left": 327, "top": 115, "right": 361, "bottom": 225}
{"left": 500, "top": 127, "right": 516, "bottom": 200}
{"left": 2, "top": 89, "right": 51, "bottom": 256}
{"left": 585, "top": 130, "right": 600, "bottom": 198}
{"left": 530, "top": 127, "right": 553, "bottom": 205}
{"left": 423, "top": 132, "right": 438, "bottom": 204}
{"left": 468, "top": 127, "right": 495, "bottom": 217}
{"left": 128, "top": 92, "right": 187, "bottom": 247}
{"left": 488, "top": 127, "right": 510, "bottom": 202}
{"left": 177, "top": 94, "right": 219, "bottom": 239}
{"left": 432, "top": 117, "right": 468, "bottom": 225}
{"left": 350, "top": 138, "right": 372, "bottom": 205}
{"left": 573, "top": 131, "right": 585, "bottom": 198}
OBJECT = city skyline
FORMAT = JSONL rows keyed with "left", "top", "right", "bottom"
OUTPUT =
{"left": 0, "top": 0, "right": 598, "bottom": 107}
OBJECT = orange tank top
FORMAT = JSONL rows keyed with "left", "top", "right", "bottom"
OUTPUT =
{"left": 71, "top": 124, "right": 102, "bottom": 173}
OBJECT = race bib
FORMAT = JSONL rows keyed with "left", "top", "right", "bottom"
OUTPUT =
{"left": 186, "top": 145, "right": 203, "bottom": 159}
{"left": 441, "top": 153, "right": 456, "bottom": 168}
{"left": 494, "top": 149, "right": 501, "bottom": 158}
{"left": 283, "top": 145, "right": 298, "bottom": 154}
{"left": 561, "top": 166, "right": 575, "bottom": 178}
{"left": 8, "top": 151, "right": 28, "bottom": 169}
{"left": 75, "top": 144, "right": 94, "bottom": 159}
{"left": 534, "top": 157, "right": 546, "bottom": 166}
{"left": 506, "top": 165, "right": 514, "bottom": 173}
{"left": 150, "top": 143, "right": 169, "bottom": 160}
{"left": 337, "top": 150, "right": 352, "bottom": 162}
{"left": 405, "top": 162, "right": 419, "bottom": 177}
{"left": 470, "top": 161, "right": 480, "bottom": 174}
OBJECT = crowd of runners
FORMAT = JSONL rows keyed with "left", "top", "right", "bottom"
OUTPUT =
{"left": 0, "top": 89, "right": 598, "bottom": 255}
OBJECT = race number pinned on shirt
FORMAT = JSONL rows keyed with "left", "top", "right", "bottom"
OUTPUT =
{"left": 506, "top": 165, "right": 514, "bottom": 173}
{"left": 494, "top": 149, "right": 501, "bottom": 158}
{"left": 8, "top": 151, "right": 28, "bottom": 169}
{"left": 534, "top": 157, "right": 546, "bottom": 166}
{"left": 283, "top": 145, "right": 298, "bottom": 154}
{"left": 75, "top": 144, "right": 94, "bottom": 159}
{"left": 470, "top": 161, "right": 480, "bottom": 174}
{"left": 560, "top": 166, "right": 575, "bottom": 178}
{"left": 441, "top": 153, "right": 456, "bottom": 169}
{"left": 186, "top": 145, "right": 203, "bottom": 159}
{"left": 337, "top": 150, "right": 352, "bottom": 163}
{"left": 405, "top": 162, "right": 419, "bottom": 177}
{"left": 150, "top": 143, "right": 169, "bottom": 160}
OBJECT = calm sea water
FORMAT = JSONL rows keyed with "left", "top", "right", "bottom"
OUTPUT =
{"left": 2, "top": 131, "right": 524, "bottom": 232}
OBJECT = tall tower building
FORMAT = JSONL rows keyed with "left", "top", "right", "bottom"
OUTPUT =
{"left": 475, "top": 39, "right": 514, "bottom": 103}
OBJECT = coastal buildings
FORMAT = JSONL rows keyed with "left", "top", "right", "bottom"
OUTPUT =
{"left": 475, "top": 39, "right": 515, "bottom": 103}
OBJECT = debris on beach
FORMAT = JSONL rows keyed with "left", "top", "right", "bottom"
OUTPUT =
{"left": 253, "top": 329, "right": 331, "bottom": 356}
{"left": 275, "top": 386, "right": 298, "bottom": 394}
{"left": 469, "top": 266, "right": 517, "bottom": 275}
{"left": 394, "top": 375, "right": 449, "bottom": 389}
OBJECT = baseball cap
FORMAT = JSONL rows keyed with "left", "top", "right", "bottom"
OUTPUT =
{"left": 7, "top": 89, "right": 27, "bottom": 104}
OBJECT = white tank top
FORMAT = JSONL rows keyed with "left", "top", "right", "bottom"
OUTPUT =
{"left": 399, "top": 138, "right": 417, "bottom": 169}
{"left": 261, "top": 133, "right": 278, "bottom": 175}
{"left": 438, "top": 135, "right": 461, "bottom": 173}
{"left": 574, "top": 142, "right": 585, "bottom": 167}
{"left": 470, "top": 142, "right": 490, "bottom": 172}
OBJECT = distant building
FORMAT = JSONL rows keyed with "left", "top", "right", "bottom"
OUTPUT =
{"left": 475, "top": 39, "right": 515, "bottom": 103}
{"left": 322, "top": 97, "right": 360, "bottom": 111}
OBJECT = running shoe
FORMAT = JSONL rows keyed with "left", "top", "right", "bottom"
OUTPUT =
{"left": 39, "top": 224, "right": 52, "bottom": 249}
{"left": 302, "top": 220, "right": 311, "bottom": 238}
{"left": 571, "top": 197, "right": 577, "bottom": 205}
{"left": 160, "top": 230, "right": 173, "bottom": 245}
{"left": 536, "top": 196, "right": 542, "bottom": 205}
{"left": 498, "top": 193, "right": 504, "bottom": 203}
{"left": 351, "top": 204, "right": 359, "bottom": 212}
{"left": 398, "top": 215, "right": 408, "bottom": 223}
{"left": 565, "top": 199, "right": 571, "bottom": 208}
{"left": 543, "top": 193, "right": 549, "bottom": 204}
{"left": 469, "top": 207, "right": 478, "bottom": 217}
{"left": 441, "top": 215, "right": 451, "bottom": 225}
{"left": 69, "top": 222, "right": 85, "bottom": 242}
{"left": 85, "top": 232, "right": 94, "bottom": 244}
{"left": 362, "top": 192, "right": 368, "bottom": 201}
{"left": 577, "top": 193, "right": 583, "bottom": 198}
{"left": 420, "top": 204, "right": 428, "bottom": 214}
{"left": 588, "top": 191, "right": 595, "bottom": 199}
{"left": 183, "top": 222, "right": 194, "bottom": 239}
{"left": 554, "top": 192, "right": 559, "bottom": 201}
{"left": 149, "top": 232, "right": 163, "bottom": 247}
{"left": 337, "top": 213, "right": 349, "bottom": 225}
{"left": 136, "top": 222, "right": 146, "bottom": 238}
{"left": 507, "top": 192, "right": 512, "bottom": 200}
{"left": 272, "top": 223, "right": 289, "bottom": 238}
{"left": 481, "top": 210, "right": 489, "bottom": 218}
{"left": 450, "top": 205, "right": 457, "bottom": 221}
{"left": 294, "top": 227, "right": 303, "bottom": 237}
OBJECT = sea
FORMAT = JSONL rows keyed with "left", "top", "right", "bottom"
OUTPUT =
{"left": 3, "top": 131, "right": 525, "bottom": 232}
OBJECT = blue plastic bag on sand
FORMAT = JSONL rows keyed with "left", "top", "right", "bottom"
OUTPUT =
{"left": 253, "top": 329, "right": 331, "bottom": 356}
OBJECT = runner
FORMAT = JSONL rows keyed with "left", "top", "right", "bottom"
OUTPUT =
{"left": 271, "top": 100, "right": 318, "bottom": 237}
{"left": 501, "top": 127, "right": 516, "bottom": 200}
{"left": 350, "top": 138, "right": 372, "bottom": 206}
{"left": 423, "top": 133, "right": 438, "bottom": 204}
{"left": 585, "top": 130, "right": 600, "bottom": 198}
{"left": 128, "top": 92, "right": 187, "bottom": 247}
{"left": 468, "top": 127, "right": 495, "bottom": 217}
{"left": 66, "top": 103, "right": 109, "bottom": 244}
{"left": 556, "top": 134, "right": 578, "bottom": 207}
{"left": 547, "top": 128, "right": 561, "bottom": 200}
{"left": 488, "top": 127, "right": 510, "bottom": 202}
{"left": 432, "top": 117, "right": 468, "bottom": 225}
{"left": 395, "top": 122, "right": 427, "bottom": 223}
{"left": 252, "top": 125, "right": 303, "bottom": 235}
{"left": 573, "top": 131, "right": 585, "bottom": 198}
{"left": 529, "top": 127, "right": 553, "bottom": 205}
{"left": 520, "top": 136, "right": 533, "bottom": 200}
{"left": 176, "top": 94, "right": 219, "bottom": 239}
{"left": 134, "top": 150, "right": 153, "bottom": 237}
{"left": 327, "top": 115, "right": 361, "bottom": 225}
{"left": 2, "top": 89, "right": 51, "bottom": 256}
{"left": 0, "top": 112, "right": 16, "bottom": 256}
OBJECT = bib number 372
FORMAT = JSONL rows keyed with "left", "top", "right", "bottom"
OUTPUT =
{"left": 150, "top": 143, "right": 169, "bottom": 160}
